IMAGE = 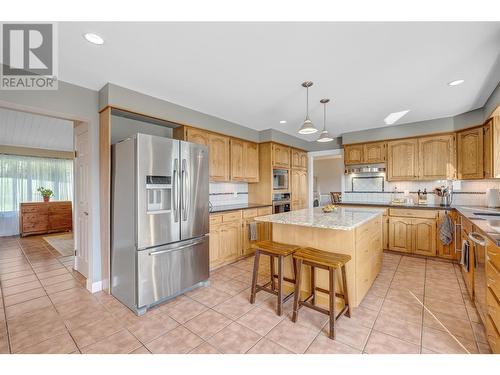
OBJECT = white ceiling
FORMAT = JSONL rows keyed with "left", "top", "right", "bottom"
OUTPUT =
{"left": 58, "top": 22, "right": 500, "bottom": 140}
{"left": 0, "top": 108, "right": 74, "bottom": 151}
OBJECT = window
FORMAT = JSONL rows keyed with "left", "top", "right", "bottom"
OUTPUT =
{"left": 0, "top": 154, "right": 73, "bottom": 236}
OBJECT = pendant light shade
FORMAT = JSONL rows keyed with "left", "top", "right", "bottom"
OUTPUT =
{"left": 298, "top": 81, "right": 318, "bottom": 135}
{"left": 317, "top": 98, "right": 334, "bottom": 142}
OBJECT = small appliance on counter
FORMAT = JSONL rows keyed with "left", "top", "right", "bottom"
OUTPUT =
{"left": 486, "top": 188, "right": 500, "bottom": 208}
{"left": 417, "top": 189, "right": 428, "bottom": 205}
{"left": 434, "top": 185, "right": 453, "bottom": 207}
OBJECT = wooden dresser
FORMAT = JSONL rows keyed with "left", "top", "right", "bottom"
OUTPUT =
{"left": 19, "top": 201, "right": 73, "bottom": 237}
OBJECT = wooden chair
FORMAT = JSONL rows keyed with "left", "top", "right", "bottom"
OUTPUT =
{"left": 249, "top": 240, "right": 300, "bottom": 316}
{"left": 291, "top": 247, "right": 351, "bottom": 339}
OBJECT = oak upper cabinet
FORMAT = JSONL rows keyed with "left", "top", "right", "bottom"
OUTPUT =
{"left": 292, "top": 148, "right": 308, "bottom": 169}
{"left": 291, "top": 169, "right": 308, "bottom": 210}
{"left": 230, "top": 139, "right": 259, "bottom": 183}
{"left": 457, "top": 127, "right": 484, "bottom": 180}
{"left": 412, "top": 218, "right": 437, "bottom": 256}
{"left": 389, "top": 217, "right": 413, "bottom": 253}
{"left": 272, "top": 143, "right": 291, "bottom": 168}
{"left": 484, "top": 120, "right": 493, "bottom": 179}
{"left": 344, "top": 144, "right": 364, "bottom": 165}
{"left": 186, "top": 127, "right": 230, "bottom": 182}
{"left": 387, "top": 139, "right": 419, "bottom": 181}
{"left": 364, "top": 142, "right": 386, "bottom": 163}
{"left": 418, "top": 134, "right": 456, "bottom": 180}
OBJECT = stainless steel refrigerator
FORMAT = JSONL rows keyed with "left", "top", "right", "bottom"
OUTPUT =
{"left": 111, "top": 133, "right": 209, "bottom": 315}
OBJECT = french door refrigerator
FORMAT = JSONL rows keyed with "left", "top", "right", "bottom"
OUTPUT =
{"left": 111, "top": 133, "right": 209, "bottom": 315}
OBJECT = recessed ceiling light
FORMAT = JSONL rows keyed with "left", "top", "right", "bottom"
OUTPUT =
{"left": 279, "top": 120, "right": 287, "bottom": 124}
{"left": 448, "top": 79, "right": 464, "bottom": 86}
{"left": 83, "top": 33, "right": 104, "bottom": 45}
{"left": 384, "top": 110, "right": 410, "bottom": 125}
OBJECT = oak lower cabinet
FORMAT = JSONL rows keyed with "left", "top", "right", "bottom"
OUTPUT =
{"left": 389, "top": 215, "right": 436, "bottom": 256}
{"left": 457, "top": 126, "right": 484, "bottom": 180}
{"left": 436, "top": 210, "right": 458, "bottom": 259}
{"left": 20, "top": 201, "right": 72, "bottom": 237}
{"left": 209, "top": 213, "right": 242, "bottom": 269}
{"left": 383, "top": 213, "right": 389, "bottom": 250}
{"left": 418, "top": 134, "right": 456, "bottom": 180}
{"left": 291, "top": 169, "right": 308, "bottom": 210}
{"left": 486, "top": 239, "right": 500, "bottom": 353}
{"left": 272, "top": 143, "right": 291, "bottom": 168}
{"left": 230, "top": 139, "right": 259, "bottom": 182}
{"left": 344, "top": 144, "right": 364, "bottom": 165}
{"left": 242, "top": 207, "right": 273, "bottom": 256}
{"left": 387, "top": 139, "right": 419, "bottom": 181}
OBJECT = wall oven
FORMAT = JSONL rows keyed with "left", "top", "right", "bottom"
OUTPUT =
{"left": 273, "top": 169, "right": 289, "bottom": 190}
{"left": 273, "top": 200, "right": 291, "bottom": 214}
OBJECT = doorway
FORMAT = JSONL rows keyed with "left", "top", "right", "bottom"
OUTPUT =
{"left": 307, "top": 149, "right": 344, "bottom": 207}
{"left": 0, "top": 107, "right": 91, "bottom": 284}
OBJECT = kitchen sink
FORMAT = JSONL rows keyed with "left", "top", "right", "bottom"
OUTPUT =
{"left": 473, "top": 212, "right": 500, "bottom": 217}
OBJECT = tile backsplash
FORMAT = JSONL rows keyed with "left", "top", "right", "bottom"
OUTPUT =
{"left": 343, "top": 173, "right": 500, "bottom": 206}
{"left": 209, "top": 182, "right": 248, "bottom": 206}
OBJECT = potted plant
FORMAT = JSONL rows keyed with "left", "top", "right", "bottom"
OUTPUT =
{"left": 37, "top": 187, "right": 54, "bottom": 202}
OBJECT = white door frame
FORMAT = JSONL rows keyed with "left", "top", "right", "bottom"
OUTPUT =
{"left": 307, "top": 149, "right": 344, "bottom": 208}
{"left": 73, "top": 121, "right": 92, "bottom": 287}
{"left": 0, "top": 102, "right": 96, "bottom": 293}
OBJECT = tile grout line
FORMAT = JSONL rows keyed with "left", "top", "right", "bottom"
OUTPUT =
{"left": 361, "top": 253, "right": 402, "bottom": 353}
{"left": 13, "top": 237, "right": 81, "bottom": 354}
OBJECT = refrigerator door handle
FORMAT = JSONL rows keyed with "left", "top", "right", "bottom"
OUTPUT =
{"left": 173, "top": 158, "right": 179, "bottom": 222}
{"left": 148, "top": 236, "right": 207, "bottom": 256}
{"left": 182, "top": 158, "right": 189, "bottom": 221}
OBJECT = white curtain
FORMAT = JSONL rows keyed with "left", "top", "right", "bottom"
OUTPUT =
{"left": 0, "top": 154, "right": 73, "bottom": 236}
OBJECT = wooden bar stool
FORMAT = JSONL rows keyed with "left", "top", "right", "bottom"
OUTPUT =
{"left": 291, "top": 247, "right": 352, "bottom": 339}
{"left": 249, "top": 240, "right": 300, "bottom": 316}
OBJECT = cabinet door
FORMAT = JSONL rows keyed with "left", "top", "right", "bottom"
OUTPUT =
{"left": 457, "top": 127, "right": 484, "bottom": 180}
{"left": 209, "top": 224, "right": 222, "bottom": 269}
{"left": 344, "top": 144, "right": 364, "bottom": 165}
{"left": 272, "top": 143, "right": 290, "bottom": 168}
{"left": 299, "top": 170, "right": 308, "bottom": 209}
{"left": 437, "top": 210, "right": 457, "bottom": 259}
{"left": 383, "top": 215, "right": 389, "bottom": 250}
{"left": 291, "top": 149, "right": 301, "bottom": 169}
{"left": 186, "top": 127, "right": 210, "bottom": 146}
{"left": 242, "top": 219, "right": 272, "bottom": 256}
{"left": 300, "top": 152, "right": 308, "bottom": 169}
{"left": 389, "top": 217, "right": 412, "bottom": 253}
{"left": 484, "top": 121, "right": 493, "bottom": 179}
{"left": 387, "top": 139, "right": 419, "bottom": 180}
{"left": 230, "top": 139, "right": 245, "bottom": 181}
{"left": 245, "top": 142, "right": 259, "bottom": 182}
{"left": 363, "top": 142, "right": 386, "bottom": 163}
{"left": 413, "top": 218, "right": 437, "bottom": 256}
{"left": 418, "top": 134, "right": 456, "bottom": 180}
{"left": 208, "top": 133, "right": 230, "bottom": 181}
{"left": 220, "top": 221, "right": 242, "bottom": 262}
{"left": 291, "top": 169, "right": 301, "bottom": 210}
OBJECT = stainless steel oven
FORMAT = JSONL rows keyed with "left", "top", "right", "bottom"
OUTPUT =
{"left": 273, "top": 169, "right": 289, "bottom": 190}
{"left": 273, "top": 200, "right": 291, "bottom": 214}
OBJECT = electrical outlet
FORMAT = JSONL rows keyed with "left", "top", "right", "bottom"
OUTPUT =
{"left": 233, "top": 191, "right": 238, "bottom": 198}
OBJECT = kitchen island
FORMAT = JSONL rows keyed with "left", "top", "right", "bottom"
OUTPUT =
{"left": 255, "top": 207, "right": 384, "bottom": 308}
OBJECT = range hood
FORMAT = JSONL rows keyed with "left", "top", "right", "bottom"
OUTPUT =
{"left": 344, "top": 165, "right": 386, "bottom": 174}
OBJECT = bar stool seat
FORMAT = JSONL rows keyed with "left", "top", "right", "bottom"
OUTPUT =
{"left": 292, "top": 247, "right": 352, "bottom": 339}
{"left": 249, "top": 240, "right": 300, "bottom": 316}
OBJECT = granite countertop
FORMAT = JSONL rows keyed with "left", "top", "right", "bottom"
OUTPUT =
{"left": 254, "top": 207, "right": 385, "bottom": 230}
{"left": 338, "top": 201, "right": 454, "bottom": 210}
{"left": 454, "top": 206, "right": 500, "bottom": 246}
{"left": 209, "top": 203, "right": 272, "bottom": 214}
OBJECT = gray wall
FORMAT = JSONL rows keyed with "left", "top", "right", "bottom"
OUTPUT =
{"left": 313, "top": 158, "right": 344, "bottom": 194}
{"left": 0, "top": 77, "right": 102, "bottom": 285}
{"left": 342, "top": 108, "right": 485, "bottom": 144}
{"left": 111, "top": 115, "right": 173, "bottom": 144}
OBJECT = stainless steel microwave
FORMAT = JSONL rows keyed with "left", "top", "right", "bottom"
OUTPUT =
{"left": 273, "top": 169, "right": 289, "bottom": 190}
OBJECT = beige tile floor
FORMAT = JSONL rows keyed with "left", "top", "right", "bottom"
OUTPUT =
{"left": 0, "top": 235, "right": 492, "bottom": 354}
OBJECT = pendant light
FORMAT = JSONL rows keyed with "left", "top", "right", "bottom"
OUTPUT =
{"left": 298, "top": 81, "right": 318, "bottom": 135}
{"left": 317, "top": 98, "right": 334, "bottom": 142}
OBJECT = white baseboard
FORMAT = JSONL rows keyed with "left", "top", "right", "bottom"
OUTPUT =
{"left": 86, "top": 279, "right": 103, "bottom": 293}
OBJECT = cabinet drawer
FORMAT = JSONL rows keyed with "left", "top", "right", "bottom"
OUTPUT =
{"left": 257, "top": 207, "right": 272, "bottom": 216}
{"left": 49, "top": 214, "right": 72, "bottom": 230}
{"left": 389, "top": 208, "right": 437, "bottom": 219}
{"left": 209, "top": 215, "right": 222, "bottom": 226}
{"left": 487, "top": 287, "right": 500, "bottom": 331}
{"left": 21, "top": 205, "right": 48, "bottom": 214}
{"left": 487, "top": 261, "right": 500, "bottom": 300}
{"left": 222, "top": 211, "right": 242, "bottom": 222}
{"left": 243, "top": 209, "right": 258, "bottom": 218}
{"left": 48, "top": 205, "right": 72, "bottom": 214}
{"left": 22, "top": 219, "right": 48, "bottom": 233}
{"left": 488, "top": 244, "right": 500, "bottom": 270}
{"left": 486, "top": 314, "right": 500, "bottom": 354}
